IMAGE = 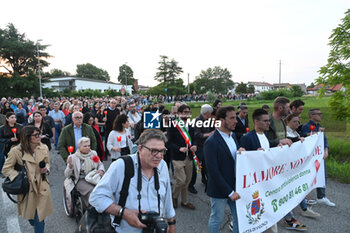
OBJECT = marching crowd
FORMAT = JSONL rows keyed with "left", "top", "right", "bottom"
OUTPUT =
{"left": 0, "top": 95, "right": 335, "bottom": 233}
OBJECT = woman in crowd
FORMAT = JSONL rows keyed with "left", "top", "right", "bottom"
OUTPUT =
{"left": 82, "top": 101, "right": 90, "bottom": 114}
{"left": 62, "top": 102, "right": 71, "bottom": 116}
{"left": 107, "top": 114, "right": 133, "bottom": 162}
{"left": 28, "top": 111, "right": 53, "bottom": 150}
{"left": 2, "top": 125, "right": 53, "bottom": 233}
{"left": 90, "top": 102, "right": 99, "bottom": 117}
{"left": 83, "top": 113, "right": 105, "bottom": 161}
{"left": 285, "top": 113, "right": 321, "bottom": 218}
{"left": 0, "top": 112, "right": 21, "bottom": 157}
{"left": 95, "top": 105, "right": 106, "bottom": 141}
{"left": 1, "top": 102, "right": 13, "bottom": 115}
{"left": 212, "top": 99, "right": 222, "bottom": 111}
{"left": 64, "top": 137, "right": 105, "bottom": 209}
{"left": 14, "top": 102, "right": 27, "bottom": 126}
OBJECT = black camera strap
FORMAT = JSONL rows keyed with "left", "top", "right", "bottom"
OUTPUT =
{"left": 137, "top": 155, "right": 161, "bottom": 215}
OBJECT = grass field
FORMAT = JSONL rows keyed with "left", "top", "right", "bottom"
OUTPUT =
{"left": 164, "top": 96, "right": 350, "bottom": 183}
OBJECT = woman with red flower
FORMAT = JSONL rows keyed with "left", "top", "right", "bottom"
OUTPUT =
{"left": 64, "top": 137, "right": 105, "bottom": 210}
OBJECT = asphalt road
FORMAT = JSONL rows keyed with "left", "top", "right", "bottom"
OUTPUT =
{"left": 1, "top": 148, "right": 350, "bottom": 233}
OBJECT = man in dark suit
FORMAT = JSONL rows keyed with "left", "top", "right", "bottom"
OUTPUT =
{"left": 240, "top": 108, "right": 271, "bottom": 151}
{"left": 168, "top": 104, "right": 197, "bottom": 210}
{"left": 204, "top": 106, "right": 245, "bottom": 233}
{"left": 233, "top": 104, "right": 249, "bottom": 142}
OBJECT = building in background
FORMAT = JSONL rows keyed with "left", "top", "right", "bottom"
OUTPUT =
{"left": 43, "top": 77, "right": 132, "bottom": 94}
{"left": 247, "top": 81, "right": 274, "bottom": 93}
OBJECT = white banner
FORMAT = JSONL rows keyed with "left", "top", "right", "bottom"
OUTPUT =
{"left": 236, "top": 133, "right": 326, "bottom": 233}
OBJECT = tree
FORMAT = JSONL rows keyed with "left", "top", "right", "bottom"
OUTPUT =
{"left": 235, "top": 82, "right": 247, "bottom": 94}
{"left": 0, "top": 23, "right": 50, "bottom": 76}
{"left": 307, "top": 82, "right": 315, "bottom": 88}
{"left": 44, "top": 68, "right": 70, "bottom": 78}
{"left": 290, "top": 85, "right": 304, "bottom": 97}
{"left": 193, "top": 66, "right": 234, "bottom": 94}
{"left": 146, "top": 79, "right": 186, "bottom": 96}
{"left": 247, "top": 84, "right": 255, "bottom": 93}
{"left": 76, "top": 63, "right": 110, "bottom": 81}
{"left": 118, "top": 64, "right": 137, "bottom": 92}
{"left": 0, "top": 71, "right": 40, "bottom": 97}
{"left": 318, "top": 9, "right": 350, "bottom": 120}
{"left": 154, "top": 55, "right": 183, "bottom": 83}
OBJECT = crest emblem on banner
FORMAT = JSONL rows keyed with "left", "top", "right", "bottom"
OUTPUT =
{"left": 246, "top": 191, "right": 265, "bottom": 224}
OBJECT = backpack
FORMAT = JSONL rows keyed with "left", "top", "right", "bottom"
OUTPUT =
{"left": 76, "top": 156, "right": 134, "bottom": 233}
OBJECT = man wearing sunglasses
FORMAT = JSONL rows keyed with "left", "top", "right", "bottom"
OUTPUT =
{"left": 58, "top": 111, "right": 96, "bottom": 160}
{"left": 90, "top": 129, "right": 176, "bottom": 233}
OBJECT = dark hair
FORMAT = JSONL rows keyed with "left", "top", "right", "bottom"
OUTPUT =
{"left": 4, "top": 112, "right": 16, "bottom": 131}
{"left": 17, "top": 102, "right": 23, "bottom": 108}
{"left": 252, "top": 109, "right": 269, "bottom": 121}
{"left": 262, "top": 104, "right": 270, "bottom": 109}
{"left": 20, "top": 125, "right": 41, "bottom": 154}
{"left": 38, "top": 104, "right": 46, "bottom": 110}
{"left": 290, "top": 99, "right": 305, "bottom": 110}
{"left": 83, "top": 112, "right": 94, "bottom": 125}
{"left": 285, "top": 113, "right": 300, "bottom": 123}
{"left": 216, "top": 106, "right": 235, "bottom": 120}
{"left": 178, "top": 104, "right": 190, "bottom": 113}
{"left": 213, "top": 99, "right": 222, "bottom": 108}
{"left": 113, "top": 114, "right": 129, "bottom": 132}
{"left": 273, "top": 97, "right": 290, "bottom": 110}
{"left": 162, "top": 109, "right": 170, "bottom": 115}
{"left": 308, "top": 108, "right": 321, "bottom": 117}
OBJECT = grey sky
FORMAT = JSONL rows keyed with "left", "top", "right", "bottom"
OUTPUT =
{"left": 1, "top": 0, "right": 348, "bottom": 87}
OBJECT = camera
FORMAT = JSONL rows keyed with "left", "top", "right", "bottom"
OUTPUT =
{"left": 138, "top": 211, "right": 168, "bottom": 233}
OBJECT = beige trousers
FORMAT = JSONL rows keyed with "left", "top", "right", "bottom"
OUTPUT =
{"left": 172, "top": 157, "right": 193, "bottom": 204}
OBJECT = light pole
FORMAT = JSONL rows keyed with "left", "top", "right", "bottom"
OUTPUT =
{"left": 124, "top": 62, "right": 128, "bottom": 94}
{"left": 36, "top": 39, "right": 43, "bottom": 98}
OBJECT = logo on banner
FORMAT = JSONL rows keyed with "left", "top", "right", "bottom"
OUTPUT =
{"left": 143, "top": 110, "right": 161, "bottom": 129}
{"left": 246, "top": 191, "right": 265, "bottom": 224}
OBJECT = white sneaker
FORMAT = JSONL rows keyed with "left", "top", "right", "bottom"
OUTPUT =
{"left": 301, "top": 207, "right": 321, "bottom": 218}
{"left": 317, "top": 197, "right": 336, "bottom": 206}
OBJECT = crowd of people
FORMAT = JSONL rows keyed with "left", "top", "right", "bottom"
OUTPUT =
{"left": 0, "top": 95, "right": 334, "bottom": 233}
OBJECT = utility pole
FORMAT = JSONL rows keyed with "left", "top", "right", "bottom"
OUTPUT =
{"left": 37, "top": 39, "right": 43, "bottom": 98}
{"left": 188, "top": 73, "right": 190, "bottom": 94}
{"left": 279, "top": 59, "right": 282, "bottom": 89}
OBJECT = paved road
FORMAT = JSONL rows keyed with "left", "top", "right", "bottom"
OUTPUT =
{"left": 1, "top": 149, "right": 350, "bottom": 233}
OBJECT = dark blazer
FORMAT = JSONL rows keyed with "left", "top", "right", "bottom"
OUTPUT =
{"left": 233, "top": 114, "right": 249, "bottom": 142}
{"left": 204, "top": 130, "right": 239, "bottom": 198}
{"left": 240, "top": 130, "right": 270, "bottom": 151}
{"left": 167, "top": 123, "right": 196, "bottom": 161}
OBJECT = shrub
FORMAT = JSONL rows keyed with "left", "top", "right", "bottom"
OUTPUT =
{"left": 259, "top": 89, "right": 292, "bottom": 100}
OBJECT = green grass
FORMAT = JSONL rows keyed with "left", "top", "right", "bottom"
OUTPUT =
{"left": 163, "top": 96, "right": 350, "bottom": 183}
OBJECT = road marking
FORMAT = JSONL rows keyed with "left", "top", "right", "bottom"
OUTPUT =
{"left": 1, "top": 185, "right": 22, "bottom": 233}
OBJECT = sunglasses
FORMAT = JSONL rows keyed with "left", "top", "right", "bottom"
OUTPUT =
{"left": 31, "top": 133, "right": 41, "bottom": 138}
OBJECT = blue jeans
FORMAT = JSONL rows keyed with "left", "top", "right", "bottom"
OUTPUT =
{"left": 0, "top": 143, "right": 4, "bottom": 174}
{"left": 300, "top": 199, "right": 307, "bottom": 211}
{"left": 28, "top": 210, "right": 45, "bottom": 233}
{"left": 54, "top": 124, "right": 61, "bottom": 150}
{"left": 209, "top": 197, "right": 239, "bottom": 233}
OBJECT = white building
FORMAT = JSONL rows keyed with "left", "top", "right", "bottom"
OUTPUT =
{"left": 43, "top": 77, "right": 132, "bottom": 94}
{"left": 248, "top": 81, "right": 274, "bottom": 93}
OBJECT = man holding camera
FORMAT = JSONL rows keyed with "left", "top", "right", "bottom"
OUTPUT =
{"left": 89, "top": 129, "right": 176, "bottom": 233}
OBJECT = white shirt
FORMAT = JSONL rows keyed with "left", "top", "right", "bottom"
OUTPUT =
{"left": 256, "top": 132, "right": 270, "bottom": 150}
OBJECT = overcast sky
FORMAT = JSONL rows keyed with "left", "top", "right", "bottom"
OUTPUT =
{"left": 1, "top": 0, "right": 348, "bottom": 87}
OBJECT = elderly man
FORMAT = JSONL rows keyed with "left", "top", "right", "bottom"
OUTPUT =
{"left": 127, "top": 102, "right": 141, "bottom": 140}
{"left": 188, "top": 104, "right": 215, "bottom": 193}
{"left": 90, "top": 129, "right": 176, "bottom": 233}
{"left": 58, "top": 111, "right": 96, "bottom": 160}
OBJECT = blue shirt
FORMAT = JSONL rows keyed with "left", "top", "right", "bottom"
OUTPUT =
{"left": 73, "top": 124, "right": 82, "bottom": 149}
{"left": 48, "top": 110, "right": 65, "bottom": 125}
{"left": 89, "top": 153, "right": 175, "bottom": 233}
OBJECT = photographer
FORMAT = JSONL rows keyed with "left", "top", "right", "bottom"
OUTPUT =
{"left": 89, "top": 129, "right": 176, "bottom": 233}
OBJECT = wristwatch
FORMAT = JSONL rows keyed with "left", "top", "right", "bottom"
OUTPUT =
{"left": 168, "top": 219, "right": 176, "bottom": 225}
